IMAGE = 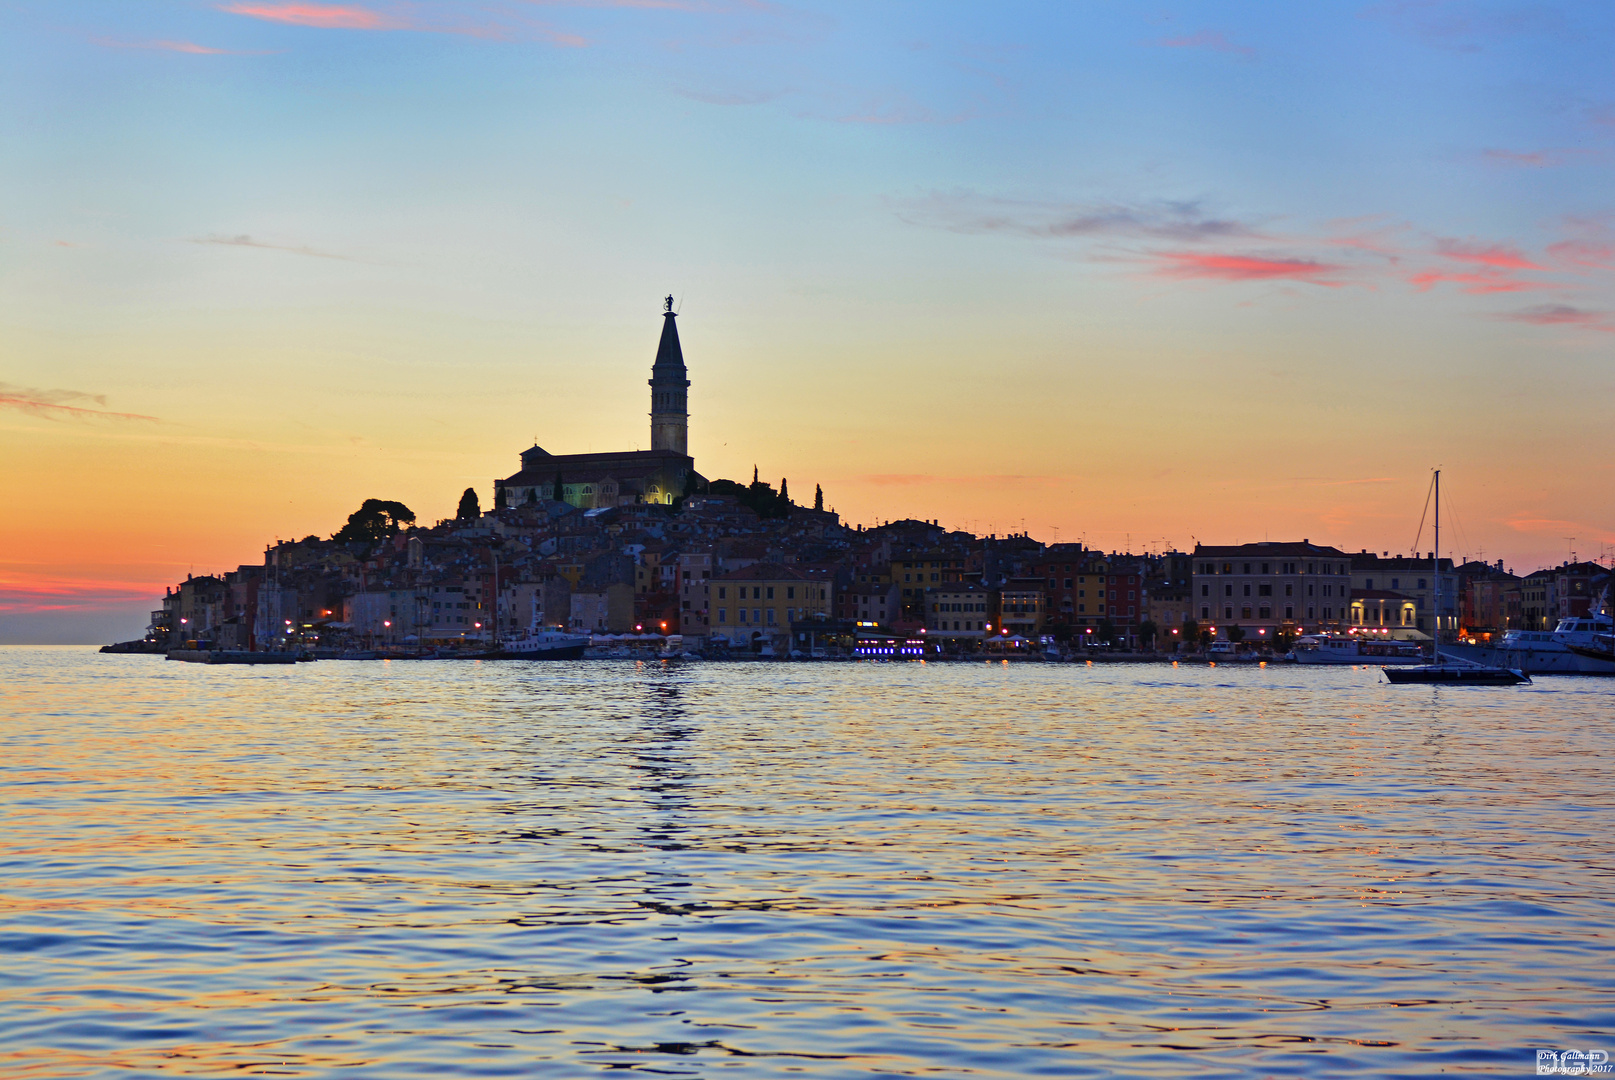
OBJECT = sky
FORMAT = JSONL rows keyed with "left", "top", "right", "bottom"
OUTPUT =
{"left": 2, "top": 0, "right": 1613, "bottom": 643}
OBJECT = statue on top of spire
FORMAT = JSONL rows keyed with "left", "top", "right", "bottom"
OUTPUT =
{"left": 664, "top": 295, "right": 674, "bottom": 313}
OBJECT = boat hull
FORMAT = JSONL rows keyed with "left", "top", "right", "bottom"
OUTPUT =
{"left": 1442, "top": 642, "right": 1615, "bottom": 676}
{"left": 1384, "top": 664, "right": 1528, "bottom": 685}
{"left": 484, "top": 643, "right": 588, "bottom": 660}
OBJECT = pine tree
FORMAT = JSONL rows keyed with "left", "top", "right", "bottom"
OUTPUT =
{"left": 554, "top": 471, "right": 565, "bottom": 503}
{"left": 814, "top": 484, "right": 824, "bottom": 512}
{"left": 456, "top": 487, "right": 481, "bottom": 521}
{"left": 495, "top": 484, "right": 509, "bottom": 509}
{"left": 779, "top": 478, "right": 789, "bottom": 504}
{"left": 525, "top": 487, "right": 539, "bottom": 505}
{"left": 752, "top": 464, "right": 759, "bottom": 484}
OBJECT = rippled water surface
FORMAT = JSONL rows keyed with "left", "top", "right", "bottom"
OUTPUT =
{"left": 3, "top": 647, "right": 1613, "bottom": 1077}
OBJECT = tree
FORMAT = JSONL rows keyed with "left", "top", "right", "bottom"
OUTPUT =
{"left": 1180, "top": 617, "right": 1199, "bottom": 650}
{"left": 526, "top": 487, "right": 539, "bottom": 506}
{"left": 1097, "top": 618, "right": 1117, "bottom": 644}
{"left": 456, "top": 487, "right": 481, "bottom": 521}
{"left": 779, "top": 477, "right": 789, "bottom": 504}
{"left": 1138, "top": 619, "right": 1158, "bottom": 650}
{"left": 1227, "top": 623, "right": 1246, "bottom": 643}
{"left": 553, "top": 471, "right": 565, "bottom": 503}
{"left": 495, "top": 484, "right": 509, "bottom": 510}
{"left": 682, "top": 471, "right": 699, "bottom": 499}
{"left": 332, "top": 498, "right": 416, "bottom": 543}
{"left": 814, "top": 484, "right": 824, "bottom": 512}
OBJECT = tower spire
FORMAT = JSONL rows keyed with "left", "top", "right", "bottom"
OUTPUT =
{"left": 649, "top": 296, "right": 689, "bottom": 455}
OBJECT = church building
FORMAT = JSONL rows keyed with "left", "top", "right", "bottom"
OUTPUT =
{"left": 495, "top": 298, "right": 703, "bottom": 510}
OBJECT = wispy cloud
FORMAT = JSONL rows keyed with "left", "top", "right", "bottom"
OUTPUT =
{"left": 1497, "top": 304, "right": 1614, "bottom": 331}
{"left": 1155, "top": 29, "right": 1255, "bottom": 59}
{"left": 1482, "top": 147, "right": 1591, "bottom": 168}
{"left": 894, "top": 192, "right": 1260, "bottom": 243}
{"left": 219, "top": 2, "right": 588, "bottom": 45}
{"left": 1435, "top": 239, "right": 1543, "bottom": 270}
{"left": 1407, "top": 238, "right": 1552, "bottom": 292}
{"left": 1151, "top": 252, "right": 1346, "bottom": 286}
{"left": 93, "top": 37, "right": 271, "bottom": 55}
{"left": 1406, "top": 268, "right": 1547, "bottom": 293}
{"left": 0, "top": 571, "right": 168, "bottom": 613}
{"left": 1547, "top": 218, "right": 1615, "bottom": 271}
{"left": 188, "top": 233, "right": 355, "bottom": 260}
{"left": 0, "top": 383, "right": 158, "bottom": 422}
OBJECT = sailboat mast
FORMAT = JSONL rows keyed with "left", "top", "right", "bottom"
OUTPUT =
{"left": 1433, "top": 469, "right": 1440, "bottom": 654}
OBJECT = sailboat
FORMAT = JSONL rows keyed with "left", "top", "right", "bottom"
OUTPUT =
{"left": 1383, "top": 469, "right": 1529, "bottom": 686}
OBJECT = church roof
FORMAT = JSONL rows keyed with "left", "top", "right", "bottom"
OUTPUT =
{"left": 501, "top": 449, "right": 691, "bottom": 487}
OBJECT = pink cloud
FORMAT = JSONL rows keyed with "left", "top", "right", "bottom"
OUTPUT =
{"left": 219, "top": 2, "right": 588, "bottom": 43}
{"left": 94, "top": 37, "right": 255, "bottom": 54}
{"left": 1434, "top": 239, "right": 1544, "bottom": 270}
{"left": 0, "top": 573, "right": 167, "bottom": 613}
{"left": 1156, "top": 30, "right": 1255, "bottom": 58}
{"left": 1152, "top": 252, "right": 1344, "bottom": 286}
{"left": 1499, "top": 304, "right": 1614, "bottom": 331}
{"left": 0, "top": 383, "right": 157, "bottom": 422}
{"left": 1406, "top": 268, "right": 1549, "bottom": 294}
{"left": 1548, "top": 240, "right": 1614, "bottom": 270}
{"left": 1481, "top": 148, "right": 1589, "bottom": 168}
{"left": 220, "top": 2, "right": 408, "bottom": 29}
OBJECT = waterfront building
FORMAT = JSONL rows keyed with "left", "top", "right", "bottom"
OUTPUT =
{"left": 1348, "top": 590, "right": 1419, "bottom": 632}
{"left": 1349, "top": 552, "right": 1458, "bottom": 638}
{"left": 710, "top": 563, "right": 832, "bottom": 649}
{"left": 997, "top": 577, "right": 1047, "bottom": 637}
{"left": 924, "top": 584, "right": 993, "bottom": 641}
{"left": 1192, "top": 541, "right": 1352, "bottom": 637}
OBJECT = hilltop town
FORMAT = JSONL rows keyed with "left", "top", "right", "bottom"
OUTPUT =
{"left": 129, "top": 300, "right": 1612, "bottom": 659}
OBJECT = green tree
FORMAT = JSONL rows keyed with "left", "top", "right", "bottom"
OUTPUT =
{"left": 495, "top": 484, "right": 509, "bottom": 509}
{"left": 814, "top": 484, "right": 824, "bottom": 511}
{"left": 1097, "top": 618, "right": 1117, "bottom": 644}
{"left": 1180, "top": 617, "right": 1199, "bottom": 650}
{"left": 1138, "top": 619, "right": 1158, "bottom": 650}
{"left": 456, "top": 487, "right": 481, "bottom": 521}
{"left": 526, "top": 487, "right": 539, "bottom": 506}
{"left": 779, "top": 477, "right": 789, "bottom": 504}
{"left": 1227, "top": 623, "right": 1246, "bottom": 644}
{"left": 332, "top": 498, "right": 416, "bottom": 543}
{"left": 553, "top": 471, "right": 565, "bottom": 503}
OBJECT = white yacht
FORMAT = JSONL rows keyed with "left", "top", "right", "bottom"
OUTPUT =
{"left": 490, "top": 626, "right": 591, "bottom": 660}
{"left": 1443, "top": 605, "right": 1614, "bottom": 676}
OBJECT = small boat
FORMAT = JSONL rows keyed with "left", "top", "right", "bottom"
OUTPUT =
{"left": 1293, "top": 634, "right": 1426, "bottom": 665}
{"left": 486, "top": 626, "right": 591, "bottom": 660}
{"left": 1383, "top": 658, "right": 1529, "bottom": 685}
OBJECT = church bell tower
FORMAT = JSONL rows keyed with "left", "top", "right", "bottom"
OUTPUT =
{"left": 649, "top": 295, "right": 689, "bottom": 456}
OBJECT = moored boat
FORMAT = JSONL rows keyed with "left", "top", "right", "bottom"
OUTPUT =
{"left": 1293, "top": 634, "right": 1425, "bottom": 665}
{"left": 1383, "top": 659, "right": 1529, "bottom": 685}
{"left": 486, "top": 627, "right": 590, "bottom": 660}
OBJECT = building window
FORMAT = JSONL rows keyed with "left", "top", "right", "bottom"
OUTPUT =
{"left": 718, "top": 587, "right": 727, "bottom": 599}
{"left": 1285, "top": 606, "right": 1293, "bottom": 618}
{"left": 718, "top": 609, "right": 727, "bottom": 623}
{"left": 766, "top": 587, "right": 775, "bottom": 600}
{"left": 1225, "top": 607, "right": 1233, "bottom": 620}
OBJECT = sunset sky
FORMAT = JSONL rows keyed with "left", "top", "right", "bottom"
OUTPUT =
{"left": 3, "top": 0, "right": 1613, "bottom": 642}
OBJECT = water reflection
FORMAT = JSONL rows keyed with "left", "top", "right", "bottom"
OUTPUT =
{"left": 0, "top": 648, "right": 1611, "bottom": 1078}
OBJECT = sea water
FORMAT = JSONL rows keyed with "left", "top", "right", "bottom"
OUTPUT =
{"left": 2, "top": 647, "right": 1612, "bottom": 1077}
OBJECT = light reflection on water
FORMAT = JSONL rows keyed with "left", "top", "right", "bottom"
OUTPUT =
{"left": 2, "top": 646, "right": 1612, "bottom": 1077}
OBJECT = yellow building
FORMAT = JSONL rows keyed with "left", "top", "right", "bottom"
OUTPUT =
{"left": 711, "top": 563, "right": 832, "bottom": 645}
